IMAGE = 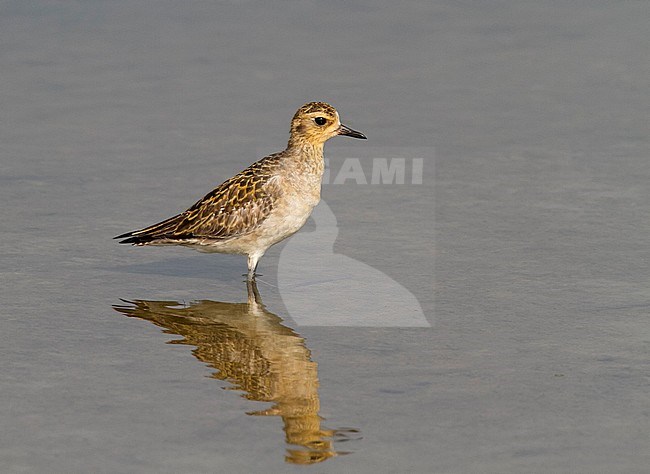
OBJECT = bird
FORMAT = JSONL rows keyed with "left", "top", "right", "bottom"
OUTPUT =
{"left": 114, "top": 101, "right": 366, "bottom": 280}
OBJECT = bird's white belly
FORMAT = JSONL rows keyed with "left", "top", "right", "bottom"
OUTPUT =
{"left": 190, "top": 195, "right": 317, "bottom": 256}
{"left": 253, "top": 197, "right": 316, "bottom": 247}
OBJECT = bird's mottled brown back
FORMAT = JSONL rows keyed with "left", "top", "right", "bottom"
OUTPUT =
{"left": 121, "top": 153, "right": 284, "bottom": 243}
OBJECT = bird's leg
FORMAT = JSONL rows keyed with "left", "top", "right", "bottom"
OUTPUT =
{"left": 246, "top": 253, "right": 262, "bottom": 280}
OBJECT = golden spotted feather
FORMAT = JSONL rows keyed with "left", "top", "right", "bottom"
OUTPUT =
{"left": 116, "top": 153, "right": 283, "bottom": 244}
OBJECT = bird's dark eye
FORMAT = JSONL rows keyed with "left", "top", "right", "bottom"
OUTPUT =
{"left": 314, "top": 117, "right": 327, "bottom": 126}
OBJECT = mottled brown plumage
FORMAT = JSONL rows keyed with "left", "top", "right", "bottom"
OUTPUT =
{"left": 115, "top": 101, "right": 366, "bottom": 279}
{"left": 117, "top": 155, "right": 282, "bottom": 242}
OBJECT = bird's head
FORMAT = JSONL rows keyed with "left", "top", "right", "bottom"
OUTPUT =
{"left": 289, "top": 102, "right": 366, "bottom": 147}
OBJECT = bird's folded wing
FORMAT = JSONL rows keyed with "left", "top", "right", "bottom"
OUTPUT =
{"left": 117, "top": 160, "right": 281, "bottom": 243}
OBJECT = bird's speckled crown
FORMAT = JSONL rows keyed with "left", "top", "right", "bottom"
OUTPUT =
{"left": 294, "top": 101, "right": 337, "bottom": 118}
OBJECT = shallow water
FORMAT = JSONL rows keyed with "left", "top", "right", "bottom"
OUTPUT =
{"left": 112, "top": 282, "right": 362, "bottom": 465}
{"left": 2, "top": 1, "right": 649, "bottom": 473}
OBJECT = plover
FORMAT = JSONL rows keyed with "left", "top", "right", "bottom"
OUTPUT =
{"left": 115, "top": 101, "right": 366, "bottom": 279}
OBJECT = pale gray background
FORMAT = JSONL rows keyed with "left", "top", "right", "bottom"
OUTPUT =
{"left": 1, "top": 1, "right": 649, "bottom": 473}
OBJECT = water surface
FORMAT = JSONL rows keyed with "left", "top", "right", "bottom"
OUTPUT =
{"left": 2, "top": 1, "right": 649, "bottom": 473}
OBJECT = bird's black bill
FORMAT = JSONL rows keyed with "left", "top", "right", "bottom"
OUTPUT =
{"left": 338, "top": 124, "right": 367, "bottom": 139}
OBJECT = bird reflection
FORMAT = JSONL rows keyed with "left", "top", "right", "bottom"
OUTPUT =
{"left": 113, "top": 280, "right": 358, "bottom": 464}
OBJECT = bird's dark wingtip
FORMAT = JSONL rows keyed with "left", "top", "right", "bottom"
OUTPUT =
{"left": 114, "top": 231, "right": 135, "bottom": 240}
{"left": 116, "top": 236, "right": 145, "bottom": 245}
{"left": 114, "top": 230, "right": 147, "bottom": 244}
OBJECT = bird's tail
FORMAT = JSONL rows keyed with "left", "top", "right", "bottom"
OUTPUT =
{"left": 114, "top": 213, "right": 186, "bottom": 245}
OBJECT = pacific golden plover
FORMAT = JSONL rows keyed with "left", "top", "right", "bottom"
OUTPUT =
{"left": 115, "top": 102, "right": 366, "bottom": 279}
